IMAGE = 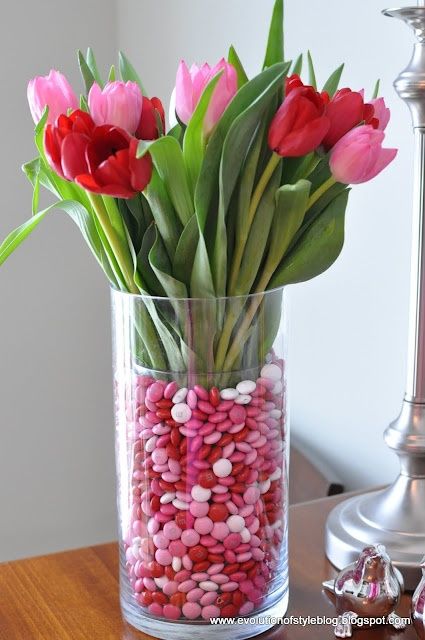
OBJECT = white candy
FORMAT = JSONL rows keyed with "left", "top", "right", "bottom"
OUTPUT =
{"left": 172, "top": 387, "right": 188, "bottom": 404}
{"left": 227, "top": 515, "right": 245, "bottom": 533}
{"left": 172, "top": 557, "right": 182, "bottom": 572}
{"left": 236, "top": 380, "right": 257, "bottom": 395}
{"left": 271, "top": 519, "right": 282, "bottom": 530}
{"left": 240, "top": 527, "right": 251, "bottom": 543}
{"left": 213, "top": 458, "right": 232, "bottom": 478}
{"left": 171, "top": 402, "right": 192, "bottom": 423}
{"left": 160, "top": 492, "right": 176, "bottom": 504}
{"left": 154, "top": 576, "right": 168, "bottom": 588}
{"left": 272, "top": 381, "right": 283, "bottom": 395}
{"left": 269, "top": 467, "right": 282, "bottom": 482}
{"left": 260, "top": 363, "right": 282, "bottom": 381}
{"left": 145, "top": 435, "right": 158, "bottom": 453}
{"left": 172, "top": 498, "right": 189, "bottom": 510}
{"left": 270, "top": 409, "right": 282, "bottom": 419}
{"left": 191, "top": 485, "right": 212, "bottom": 502}
{"left": 235, "top": 394, "right": 252, "bottom": 405}
{"left": 259, "top": 479, "right": 271, "bottom": 494}
{"left": 220, "top": 388, "right": 239, "bottom": 400}
{"left": 199, "top": 581, "right": 219, "bottom": 592}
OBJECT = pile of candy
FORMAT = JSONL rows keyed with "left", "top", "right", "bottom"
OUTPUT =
{"left": 122, "top": 361, "right": 287, "bottom": 621}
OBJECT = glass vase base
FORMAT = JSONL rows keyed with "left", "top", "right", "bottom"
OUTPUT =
{"left": 121, "top": 588, "right": 289, "bottom": 640}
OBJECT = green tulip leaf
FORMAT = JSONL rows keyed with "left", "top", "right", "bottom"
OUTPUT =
{"left": 191, "top": 235, "right": 216, "bottom": 298}
{"left": 134, "top": 223, "right": 165, "bottom": 296}
{"left": 228, "top": 45, "right": 249, "bottom": 88}
{"left": 144, "top": 170, "right": 182, "bottom": 261}
{"left": 86, "top": 47, "right": 103, "bottom": 87}
{"left": 0, "top": 207, "right": 53, "bottom": 266}
{"left": 80, "top": 94, "right": 89, "bottom": 111}
{"left": 173, "top": 215, "right": 199, "bottom": 287}
{"left": 292, "top": 53, "right": 303, "bottom": 76}
{"left": 307, "top": 51, "right": 317, "bottom": 89}
{"left": 372, "top": 79, "right": 380, "bottom": 99}
{"left": 235, "top": 163, "right": 282, "bottom": 295}
{"left": 323, "top": 63, "right": 344, "bottom": 97}
{"left": 78, "top": 50, "right": 96, "bottom": 94}
{"left": 265, "top": 179, "right": 311, "bottom": 281}
{"left": 270, "top": 189, "right": 349, "bottom": 287}
{"left": 118, "top": 51, "right": 146, "bottom": 94}
{"left": 138, "top": 136, "right": 194, "bottom": 227}
{"left": 149, "top": 227, "right": 188, "bottom": 300}
{"left": 212, "top": 66, "right": 289, "bottom": 296}
{"left": 107, "top": 65, "right": 116, "bottom": 82}
{"left": 263, "top": 0, "right": 284, "bottom": 69}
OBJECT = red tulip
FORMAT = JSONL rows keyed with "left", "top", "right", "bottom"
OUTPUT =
{"left": 323, "top": 88, "right": 370, "bottom": 150}
{"left": 285, "top": 73, "right": 330, "bottom": 104}
{"left": 285, "top": 73, "right": 304, "bottom": 95}
{"left": 44, "top": 109, "right": 152, "bottom": 199}
{"left": 136, "top": 97, "right": 165, "bottom": 140}
{"left": 268, "top": 86, "right": 330, "bottom": 157}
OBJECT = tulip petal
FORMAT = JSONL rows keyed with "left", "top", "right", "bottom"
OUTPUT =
{"left": 323, "top": 91, "right": 364, "bottom": 149}
{"left": 175, "top": 61, "right": 195, "bottom": 124}
{"left": 44, "top": 125, "right": 65, "bottom": 178}
{"left": 358, "top": 147, "right": 398, "bottom": 184}
{"left": 274, "top": 116, "right": 330, "bottom": 157}
{"left": 60, "top": 132, "right": 90, "bottom": 180}
{"left": 128, "top": 139, "right": 153, "bottom": 191}
{"left": 75, "top": 173, "right": 135, "bottom": 198}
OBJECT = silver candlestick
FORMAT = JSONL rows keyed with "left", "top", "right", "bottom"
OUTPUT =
{"left": 325, "top": 2, "right": 425, "bottom": 590}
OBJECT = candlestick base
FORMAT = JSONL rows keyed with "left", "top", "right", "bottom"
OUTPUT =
{"left": 325, "top": 400, "right": 425, "bottom": 591}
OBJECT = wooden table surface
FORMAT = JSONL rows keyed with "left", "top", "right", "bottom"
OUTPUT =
{"left": 0, "top": 493, "right": 416, "bottom": 640}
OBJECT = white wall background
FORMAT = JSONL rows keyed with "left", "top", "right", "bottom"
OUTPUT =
{"left": 0, "top": 0, "right": 414, "bottom": 560}
{"left": 0, "top": 0, "right": 117, "bottom": 561}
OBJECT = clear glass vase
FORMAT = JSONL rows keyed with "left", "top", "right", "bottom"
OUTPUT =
{"left": 112, "top": 288, "right": 289, "bottom": 639}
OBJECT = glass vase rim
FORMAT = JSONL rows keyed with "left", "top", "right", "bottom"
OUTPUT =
{"left": 110, "top": 284, "right": 285, "bottom": 303}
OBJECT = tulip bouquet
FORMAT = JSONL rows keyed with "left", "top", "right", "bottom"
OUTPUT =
{"left": 0, "top": 0, "right": 396, "bottom": 377}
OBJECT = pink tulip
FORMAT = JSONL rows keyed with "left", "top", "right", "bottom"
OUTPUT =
{"left": 369, "top": 97, "right": 391, "bottom": 131}
{"left": 27, "top": 70, "right": 78, "bottom": 124}
{"left": 88, "top": 81, "right": 143, "bottom": 135}
{"left": 330, "top": 125, "right": 397, "bottom": 185}
{"left": 175, "top": 59, "right": 238, "bottom": 133}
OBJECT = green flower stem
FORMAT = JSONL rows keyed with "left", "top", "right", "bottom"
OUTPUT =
{"left": 222, "top": 296, "right": 264, "bottom": 372}
{"left": 87, "top": 192, "right": 138, "bottom": 294}
{"left": 228, "top": 152, "right": 281, "bottom": 295}
{"left": 216, "top": 152, "right": 282, "bottom": 371}
{"left": 307, "top": 175, "right": 336, "bottom": 210}
{"left": 214, "top": 302, "right": 244, "bottom": 371}
{"left": 102, "top": 195, "right": 129, "bottom": 248}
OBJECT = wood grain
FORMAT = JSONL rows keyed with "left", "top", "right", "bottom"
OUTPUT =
{"left": 0, "top": 494, "right": 416, "bottom": 640}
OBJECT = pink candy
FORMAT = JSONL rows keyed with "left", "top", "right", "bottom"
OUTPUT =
{"left": 123, "top": 363, "right": 286, "bottom": 622}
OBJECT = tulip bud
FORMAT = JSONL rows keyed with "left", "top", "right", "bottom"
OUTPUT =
{"left": 268, "top": 86, "right": 330, "bottom": 157}
{"left": 88, "top": 81, "right": 143, "bottom": 135}
{"left": 329, "top": 125, "right": 397, "bottom": 185}
{"left": 369, "top": 97, "right": 391, "bottom": 131}
{"left": 175, "top": 59, "right": 238, "bottom": 134}
{"left": 27, "top": 69, "right": 78, "bottom": 124}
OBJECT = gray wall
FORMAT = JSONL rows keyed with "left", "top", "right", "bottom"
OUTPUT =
{"left": 0, "top": 0, "right": 117, "bottom": 560}
{"left": 0, "top": 0, "right": 414, "bottom": 560}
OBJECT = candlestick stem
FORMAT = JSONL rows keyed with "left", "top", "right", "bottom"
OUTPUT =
{"left": 325, "top": 5, "right": 425, "bottom": 589}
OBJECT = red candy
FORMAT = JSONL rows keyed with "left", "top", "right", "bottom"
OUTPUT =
{"left": 123, "top": 366, "right": 286, "bottom": 623}
{"left": 198, "top": 469, "right": 218, "bottom": 488}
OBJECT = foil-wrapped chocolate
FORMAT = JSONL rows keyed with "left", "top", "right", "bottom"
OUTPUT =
{"left": 323, "top": 544, "right": 405, "bottom": 637}
{"left": 412, "top": 557, "right": 425, "bottom": 640}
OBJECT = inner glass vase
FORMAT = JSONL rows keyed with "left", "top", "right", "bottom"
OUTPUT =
{"left": 112, "top": 287, "right": 289, "bottom": 639}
